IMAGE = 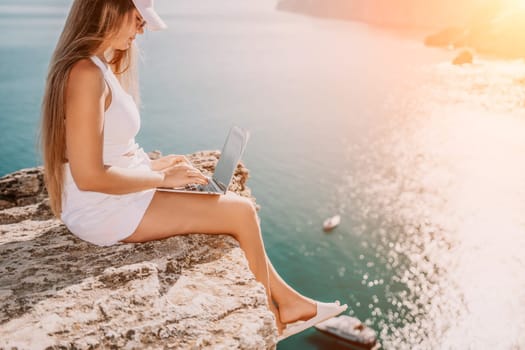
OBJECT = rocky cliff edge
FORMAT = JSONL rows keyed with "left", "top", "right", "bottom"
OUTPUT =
{"left": 0, "top": 151, "right": 277, "bottom": 349}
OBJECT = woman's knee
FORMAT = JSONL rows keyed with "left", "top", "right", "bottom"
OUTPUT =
{"left": 223, "top": 192, "right": 258, "bottom": 236}
{"left": 225, "top": 192, "right": 257, "bottom": 217}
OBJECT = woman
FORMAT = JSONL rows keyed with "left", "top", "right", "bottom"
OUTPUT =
{"left": 40, "top": 0, "right": 347, "bottom": 341}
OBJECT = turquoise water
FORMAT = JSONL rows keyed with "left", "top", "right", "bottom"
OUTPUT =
{"left": 2, "top": 1, "right": 525, "bottom": 349}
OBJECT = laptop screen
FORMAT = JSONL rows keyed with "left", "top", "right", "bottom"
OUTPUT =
{"left": 213, "top": 126, "right": 249, "bottom": 190}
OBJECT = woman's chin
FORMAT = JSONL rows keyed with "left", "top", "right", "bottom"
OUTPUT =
{"left": 115, "top": 42, "right": 131, "bottom": 51}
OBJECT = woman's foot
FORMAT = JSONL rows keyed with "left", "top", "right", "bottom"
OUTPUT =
{"left": 277, "top": 296, "right": 317, "bottom": 324}
{"left": 269, "top": 301, "right": 285, "bottom": 335}
{"left": 277, "top": 300, "right": 348, "bottom": 342}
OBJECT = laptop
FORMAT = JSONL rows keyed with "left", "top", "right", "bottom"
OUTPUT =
{"left": 156, "top": 126, "right": 250, "bottom": 195}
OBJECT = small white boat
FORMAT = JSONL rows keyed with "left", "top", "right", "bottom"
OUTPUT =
{"left": 323, "top": 215, "right": 341, "bottom": 232}
{"left": 314, "top": 315, "right": 378, "bottom": 349}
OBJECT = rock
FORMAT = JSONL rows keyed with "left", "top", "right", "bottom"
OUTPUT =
{"left": 452, "top": 50, "right": 473, "bottom": 65}
{"left": 0, "top": 151, "right": 277, "bottom": 349}
{"left": 424, "top": 26, "right": 466, "bottom": 48}
{"left": 275, "top": 0, "right": 525, "bottom": 59}
{"left": 0, "top": 167, "right": 47, "bottom": 210}
{"left": 426, "top": 8, "right": 525, "bottom": 59}
{"left": 276, "top": 0, "right": 479, "bottom": 31}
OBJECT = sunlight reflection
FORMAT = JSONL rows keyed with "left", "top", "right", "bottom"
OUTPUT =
{"left": 340, "top": 59, "right": 525, "bottom": 349}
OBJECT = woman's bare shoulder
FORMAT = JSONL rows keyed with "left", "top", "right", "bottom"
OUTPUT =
{"left": 67, "top": 58, "right": 105, "bottom": 94}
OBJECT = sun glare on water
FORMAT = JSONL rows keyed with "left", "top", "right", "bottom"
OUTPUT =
{"left": 339, "top": 58, "right": 525, "bottom": 349}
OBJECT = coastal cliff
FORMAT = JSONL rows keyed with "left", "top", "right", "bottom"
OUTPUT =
{"left": 276, "top": 0, "right": 479, "bottom": 30}
{"left": 277, "top": 0, "right": 525, "bottom": 59}
{"left": 0, "top": 151, "right": 277, "bottom": 349}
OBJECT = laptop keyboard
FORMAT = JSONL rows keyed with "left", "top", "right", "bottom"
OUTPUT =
{"left": 183, "top": 183, "right": 200, "bottom": 191}
{"left": 203, "top": 181, "right": 219, "bottom": 192}
{"left": 183, "top": 180, "right": 217, "bottom": 192}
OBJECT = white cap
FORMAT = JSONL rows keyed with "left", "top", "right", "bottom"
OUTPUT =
{"left": 131, "top": 0, "right": 167, "bottom": 31}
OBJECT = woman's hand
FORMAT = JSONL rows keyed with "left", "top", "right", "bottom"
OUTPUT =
{"left": 151, "top": 154, "right": 192, "bottom": 171}
{"left": 158, "top": 163, "right": 209, "bottom": 188}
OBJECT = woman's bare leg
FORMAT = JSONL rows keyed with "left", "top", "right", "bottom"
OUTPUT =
{"left": 266, "top": 259, "right": 317, "bottom": 324}
{"left": 123, "top": 191, "right": 314, "bottom": 331}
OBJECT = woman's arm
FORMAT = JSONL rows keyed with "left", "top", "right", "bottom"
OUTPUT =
{"left": 64, "top": 59, "right": 165, "bottom": 194}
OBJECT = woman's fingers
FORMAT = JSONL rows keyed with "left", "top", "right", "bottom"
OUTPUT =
{"left": 168, "top": 163, "right": 191, "bottom": 170}
{"left": 161, "top": 162, "right": 209, "bottom": 187}
{"left": 166, "top": 163, "right": 205, "bottom": 175}
{"left": 168, "top": 163, "right": 207, "bottom": 179}
{"left": 185, "top": 169, "right": 201, "bottom": 177}
{"left": 192, "top": 175, "right": 209, "bottom": 185}
{"left": 166, "top": 154, "right": 192, "bottom": 166}
{"left": 185, "top": 170, "right": 208, "bottom": 185}
{"left": 172, "top": 165, "right": 208, "bottom": 181}
{"left": 186, "top": 169, "right": 209, "bottom": 181}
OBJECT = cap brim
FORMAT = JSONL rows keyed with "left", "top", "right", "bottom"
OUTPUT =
{"left": 141, "top": 6, "right": 167, "bottom": 31}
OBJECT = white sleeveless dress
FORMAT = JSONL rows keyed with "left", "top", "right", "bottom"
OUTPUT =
{"left": 61, "top": 56, "right": 156, "bottom": 246}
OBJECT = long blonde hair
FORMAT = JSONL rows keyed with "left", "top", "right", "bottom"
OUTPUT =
{"left": 41, "top": 0, "right": 140, "bottom": 217}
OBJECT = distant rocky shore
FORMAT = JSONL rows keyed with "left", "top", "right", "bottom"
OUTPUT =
{"left": 424, "top": 9, "right": 525, "bottom": 60}
{"left": 0, "top": 151, "right": 277, "bottom": 349}
{"left": 277, "top": 0, "right": 525, "bottom": 60}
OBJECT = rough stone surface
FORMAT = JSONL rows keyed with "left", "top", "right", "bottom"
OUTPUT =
{"left": 0, "top": 151, "right": 276, "bottom": 349}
